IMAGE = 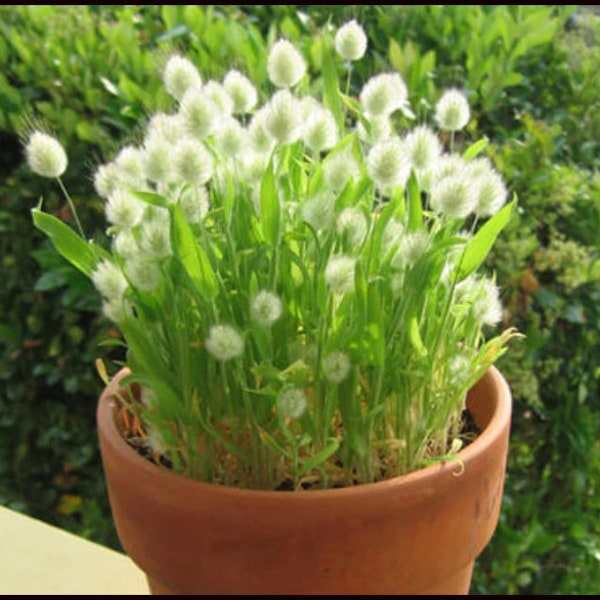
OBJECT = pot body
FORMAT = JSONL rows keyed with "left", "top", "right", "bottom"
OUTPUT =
{"left": 97, "top": 367, "right": 511, "bottom": 595}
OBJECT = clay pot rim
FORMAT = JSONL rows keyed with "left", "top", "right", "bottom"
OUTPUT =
{"left": 97, "top": 365, "right": 511, "bottom": 500}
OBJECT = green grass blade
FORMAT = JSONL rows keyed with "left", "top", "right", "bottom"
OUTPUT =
{"left": 131, "top": 190, "right": 170, "bottom": 209}
{"left": 457, "top": 198, "right": 516, "bottom": 281}
{"left": 407, "top": 172, "right": 422, "bottom": 231}
{"left": 298, "top": 437, "right": 340, "bottom": 478}
{"left": 31, "top": 208, "right": 105, "bottom": 277}
{"left": 170, "top": 203, "right": 218, "bottom": 299}
{"left": 260, "top": 160, "right": 280, "bottom": 246}
{"left": 462, "top": 137, "right": 489, "bottom": 160}
{"left": 321, "top": 38, "right": 344, "bottom": 136}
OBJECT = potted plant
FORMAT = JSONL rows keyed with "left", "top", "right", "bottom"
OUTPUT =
{"left": 26, "top": 18, "right": 518, "bottom": 595}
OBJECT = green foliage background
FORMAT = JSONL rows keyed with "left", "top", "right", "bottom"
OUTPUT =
{"left": 1, "top": 4, "right": 599, "bottom": 593}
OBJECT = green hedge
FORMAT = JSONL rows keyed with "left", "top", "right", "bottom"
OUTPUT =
{"left": 1, "top": 4, "right": 599, "bottom": 593}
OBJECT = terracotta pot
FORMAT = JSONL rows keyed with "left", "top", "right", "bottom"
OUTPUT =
{"left": 97, "top": 366, "right": 511, "bottom": 595}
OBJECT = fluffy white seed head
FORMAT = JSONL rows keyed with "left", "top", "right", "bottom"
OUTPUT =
{"left": 265, "top": 90, "right": 302, "bottom": 145}
{"left": 223, "top": 69, "right": 258, "bottom": 114}
{"left": 299, "top": 96, "right": 323, "bottom": 120}
{"left": 429, "top": 172, "right": 477, "bottom": 218}
{"left": 357, "top": 115, "right": 393, "bottom": 145}
{"left": 113, "top": 145, "right": 146, "bottom": 187}
{"left": 179, "top": 90, "right": 220, "bottom": 140}
{"left": 143, "top": 138, "right": 174, "bottom": 184}
{"left": 145, "top": 112, "right": 185, "bottom": 146}
{"left": 302, "top": 192, "right": 336, "bottom": 232}
{"left": 471, "top": 278, "right": 504, "bottom": 326}
{"left": 178, "top": 185, "right": 209, "bottom": 224}
{"left": 250, "top": 290, "right": 283, "bottom": 327}
{"left": 325, "top": 255, "right": 356, "bottom": 294}
{"left": 475, "top": 171, "right": 507, "bottom": 217}
{"left": 173, "top": 139, "right": 214, "bottom": 185}
{"left": 434, "top": 89, "right": 470, "bottom": 132}
{"left": 465, "top": 156, "right": 494, "bottom": 179}
{"left": 382, "top": 217, "right": 405, "bottom": 258}
{"left": 102, "top": 297, "right": 132, "bottom": 323}
{"left": 237, "top": 150, "right": 271, "bottom": 184}
{"left": 302, "top": 106, "right": 339, "bottom": 154}
{"left": 392, "top": 231, "right": 429, "bottom": 267}
{"left": 113, "top": 229, "right": 139, "bottom": 260}
{"left": 323, "top": 150, "right": 361, "bottom": 192}
{"left": 25, "top": 131, "right": 68, "bottom": 178}
{"left": 144, "top": 204, "right": 170, "bottom": 225}
{"left": 105, "top": 189, "right": 145, "bottom": 229}
{"left": 440, "top": 241, "right": 468, "bottom": 286}
{"left": 139, "top": 219, "right": 172, "bottom": 259}
{"left": 415, "top": 167, "right": 436, "bottom": 195}
{"left": 433, "top": 153, "right": 469, "bottom": 182}
{"left": 205, "top": 324, "right": 244, "bottom": 361}
{"left": 248, "top": 107, "right": 276, "bottom": 154}
{"left": 367, "top": 137, "right": 411, "bottom": 192}
{"left": 126, "top": 257, "right": 162, "bottom": 291}
{"left": 213, "top": 117, "right": 246, "bottom": 157}
{"left": 267, "top": 39, "right": 307, "bottom": 88}
{"left": 277, "top": 386, "right": 307, "bottom": 419}
{"left": 93, "top": 163, "right": 121, "bottom": 199}
{"left": 448, "top": 353, "right": 472, "bottom": 388}
{"left": 360, "top": 73, "right": 409, "bottom": 118}
{"left": 202, "top": 80, "right": 234, "bottom": 119}
{"left": 337, "top": 207, "right": 368, "bottom": 247}
{"left": 163, "top": 55, "right": 202, "bottom": 101}
{"left": 404, "top": 125, "right": 442, "bottom": 171}
{"left": 323, "top": 351, "right": 352, "bottom": 383}
{"left": 389, "top": 272, "right": 404, "bottom": 298}
{"left": 92, "top": 259, "right": 128, "bottom": 302}
{"left": 335, "top": 20, "right": 368, "bottom": 61}
{"left": 467, "top": 158, "right": 508, "bottom": 217}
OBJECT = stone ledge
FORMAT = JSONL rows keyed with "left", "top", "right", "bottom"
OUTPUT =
{"left": 0, "top": 504, "right": 148, "bottom": 595}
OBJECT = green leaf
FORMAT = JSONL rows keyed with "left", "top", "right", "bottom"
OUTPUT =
{"left": 369, "top": 191, "right": 402, "bottom": 267}
{"left": 260, "top": 160, "right": 280, "bottom": 246}
{"left": 368, "top": 284, "right": 385, "bottom": 367}
{"left": 131, "top": 190, "right": 170, "bottom": 209}
{"left": 388, "top": 39, "right": 406, "bottom": 74}
{"left": 0, "top": 323, "right": 19, "bottom": 345}
{"left": 457, "top": 199, "right": 516, "bottom": 281}
{"left": 321, "top": 37, "right": 344, "bottom": 136}
{"left": 34, "top": 270, "right": 67, "bottom": 291}
{"left": 298, "top": 437, "right": 340, "bottom": 478}
{"left": 156, "top": 24, "right": 191, "bottom": 43}
{"left": 409, "top": 314, "right": 427, "bottom": 357}
{"left": 407, "top": 172, "right": 422, "bottom": 231}
{"left": 97, "top": 338, "right": 128, "bottom": 348}
{"left": 170, "top": 203, "right": 218, "bottom": 299}
{"left": 463, "top": 137, "right": 489, "bottom": 160}
{"left": 258, "top": 427, "right": 292, "bottom": 460}
{"left": 339, "top": 93, "right": 371, "bottom": 134}
{"left": 99, "top": 76, "right": 120, "bottom": 97}
{"left": 354, "top": 259, "right": 368, "bottom": 329}
{"left": 31, "top": 209, "right": 104, "bottom": 278}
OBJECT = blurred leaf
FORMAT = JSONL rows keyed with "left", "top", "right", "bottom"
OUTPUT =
{"left": 34, "top": 270, "right": 67, "bottom": 291}
{"left": 321, "top": 36, "right": 344, "bottom": 137}
{"left": 98, "top": 76, "right": 120, "bottom": 97}
{"left": 170, "top": 202, "right": 218, "bottom": 300}
{"left": 156, "top": 24, "right": 191, "bottom": 43}
{"left": 458, "top": 199, "right": 516, "bottom": 281}
{"left": 260, "top": 160, "right": 280, "bottom": 246}
{"left": 31, "top": 209, "right": 108, "bottom": 278}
